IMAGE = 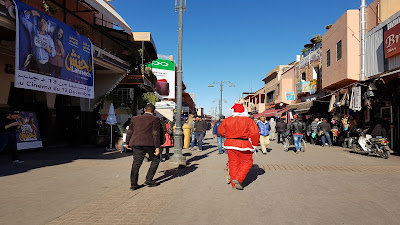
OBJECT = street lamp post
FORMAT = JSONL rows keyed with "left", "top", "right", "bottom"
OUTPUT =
{"left": 169, "top": 0, "right": 186, "bottom": 166}
{"left": 208, "top": 81, "right": 235, "bottom": 117}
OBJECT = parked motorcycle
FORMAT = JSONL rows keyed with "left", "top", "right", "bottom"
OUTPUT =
{"left": 351, "top": 128, "right": 390, "bottom": 159}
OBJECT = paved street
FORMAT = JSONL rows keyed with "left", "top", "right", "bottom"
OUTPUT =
{"left": 1, "top": 132, "right": 400, "bottom": 225}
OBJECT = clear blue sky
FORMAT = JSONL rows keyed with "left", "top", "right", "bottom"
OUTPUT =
{"left": 110, "top": 0, "right": 361, "bottom": 116}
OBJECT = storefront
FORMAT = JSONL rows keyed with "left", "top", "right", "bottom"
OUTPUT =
{"left": 0, "top": 1, "right": 131, "bottom": 147}
{"left": 365, "top": 10, "right": 400, "bottom": 152}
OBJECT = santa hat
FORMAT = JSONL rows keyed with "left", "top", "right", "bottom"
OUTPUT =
{"left": 231, "top": 103, "right": 245, "bottom": 113}
{"left": 230, "top": 103, "right": 249, "bottom": 117}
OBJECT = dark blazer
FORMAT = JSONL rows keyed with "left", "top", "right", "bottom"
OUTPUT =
{"left": 276, "top": 121, "right": 287, "bottom": 133}
{"left": 126, "top": 113, "right": 162, "bottom": 148}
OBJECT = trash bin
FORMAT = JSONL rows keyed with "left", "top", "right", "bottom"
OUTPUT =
{"left": 183, "top": 123, "right": 192, "bottom": 148}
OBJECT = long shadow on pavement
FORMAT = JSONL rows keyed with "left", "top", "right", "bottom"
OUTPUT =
{"left": 154, "top": 164, "right": 198, "bottom": 185}
{"left": 242, "top": 164, "right": 265, "bottom": 188}
{"left": 186, "top": 149, "right": 217, "bottom": 165}
{"left": 0, "top": 146, "right": 132, "bottom": 177}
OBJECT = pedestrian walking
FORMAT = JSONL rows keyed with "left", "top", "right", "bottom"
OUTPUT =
{"left": 276, "top": 118, "right": 287, "bottom": 144}
{"left": 269, "top": 117, "right": 277, "bottom": 141}
{"left": 126, "top": 104, "right": 163, "bottom": 190}
{"left": 193, "top": 116, "right": 207, "bottom": 151}
{"left": 218, "top": 104, "right": 260, "bottom": 190}
{"left": 288, "top": 115, "right": 306, "bottom": 154}
{"left": 310, "top": 118, "right": 319, "bottom": 144}
{"left": 257, "top": 116, "right": 270, "bottom": 155}
{"left": 160, "top": 119, "right": 174, "bottom": 162}
{"left": 213, "top": 115, "right": 226, "bottom": 154}
{"left": 318, "top": 118, "right": 332, "bottom": 147}
{"left": 189, "top": 116, "right": 197, "bottom": 150}
{"left": 0, "top": 111, "right": 24, "bottom": 163}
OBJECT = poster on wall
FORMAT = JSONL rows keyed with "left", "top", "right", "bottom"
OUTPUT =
{"left": 14, "top": 0, "right": 94, "bottom": 99}
{"left": 285, "top": 92, "right": 295, "bottom": 101}
{"left": 16, "top": 111, "right": 42, "bottom": 150}
{"left": 147, "top": 59, "right": 176, "bottom": 99}
{"left": 310, "top": 79, "right": 317, "bottom": 95}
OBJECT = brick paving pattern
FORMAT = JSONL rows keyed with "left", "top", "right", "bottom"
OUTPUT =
{"left": 1, "top": 132, "right": 400, "bottom": 225}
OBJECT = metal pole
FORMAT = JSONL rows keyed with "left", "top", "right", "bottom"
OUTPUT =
{"left": 219, "top": 81, "right": 223, "bottom": 117}
{"left": 360, "top": 0, "right": 366, "bottom": 81}
{"left": 109, "top": 125, "right": 113, "bottom": 149}
{"left": 170, "top": 0, "right": 186, "bottom": 165}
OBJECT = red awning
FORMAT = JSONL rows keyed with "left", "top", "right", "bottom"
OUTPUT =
{"left": 252, "top": 108, "right": 289, "bottom": 118}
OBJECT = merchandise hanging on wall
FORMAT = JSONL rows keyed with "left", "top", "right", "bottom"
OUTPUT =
{"left": 13, "top": 0, "right": 94, "bottom": 99}
{"left": 349, "top": 86, "right": 362, "bottom": 112}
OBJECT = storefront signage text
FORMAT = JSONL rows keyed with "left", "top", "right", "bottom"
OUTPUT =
{"left": 384, "top": 22, "right": 400, "bottom": 58}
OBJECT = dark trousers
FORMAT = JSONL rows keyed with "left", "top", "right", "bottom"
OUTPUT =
{"left": 277, "top": 132, "right": 284, "bottom": 143}
{"left": 160, "top": 146, "right": 171, "bottom": 161}
{"left": 130, "top": 146, "right": 160, "bottom": 186}
{"left": 2, "top": 132, "right": 19, "bottom": 160}
{"left": 195, "top": 132, "right": 205, "bottom": 150}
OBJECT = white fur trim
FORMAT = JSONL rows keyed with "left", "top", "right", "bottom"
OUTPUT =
{"left": 231, "top": 108, "right": 249, "bottom": 117}
{"left": 223, "top": 145, "right": 256, "bottom": 152}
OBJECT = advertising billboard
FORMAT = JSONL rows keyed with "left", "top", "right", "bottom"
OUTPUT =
{"left": 296, "top": 81, "right": 310, "bottom": 94}
{"left": 14, "top": 0, "right": 94, "bottom": 99}
{"left": 147, "top": 59, "right": 176, "bottom": 99}
{"left": 310, "top": 79, "right": 317, "bottom": 95}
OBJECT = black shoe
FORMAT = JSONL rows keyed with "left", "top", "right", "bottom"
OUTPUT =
{"left": 144, "top": 181, "right": 159, "bottom": 187}
{"left": 12, "top": 159, "right": 24, "bottom": 163}
{"left": 130, "top": 184, "right": 144, "bottom": 190}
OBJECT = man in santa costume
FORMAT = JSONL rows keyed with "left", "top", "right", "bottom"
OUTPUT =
{"left": 218, "top": 103, "right": 260, "bottom": 190}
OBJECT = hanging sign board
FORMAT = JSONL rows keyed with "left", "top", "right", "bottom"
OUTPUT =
{"left": 384, "top": 22, "right": 400, "bottom": 58}
{"left": 146, "top": 59, "right": 176, "bottom": 99}
{"left": 14, "top": 0, "right": 94, "bottom": 99}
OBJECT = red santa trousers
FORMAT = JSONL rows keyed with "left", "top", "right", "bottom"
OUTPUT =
{"left": 227, "top": 149, "right": 253, "bottom": 188}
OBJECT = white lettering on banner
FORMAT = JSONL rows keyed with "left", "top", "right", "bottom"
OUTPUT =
{"left": 306, "top": 97, "right": 316, "bottom": 102}
{"left": 152, "top": 61, "right": 169, "bottom": 66}
{"left": 386, "top": 34, "right": 399, "bottom": 48}
{"left": 15, "top": 71, "right": 94, "bottom": 99}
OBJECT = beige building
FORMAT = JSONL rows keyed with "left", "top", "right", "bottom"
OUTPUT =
{"left": 366, "top": 0, "right": 400, "bottom": 32}
{"left": 262, "top": 65, "right": 289, "bottom": 105}
{"left": 322, "top": 10, "right": 361, "bottom": 90}
{"left": 276, "top": 65, "right": 296, "bottom": 105}
{"left": 322, "top": 0, "right": 400, "bottom": 90}
{"left": 239, "top": 87, "right": 266, "bottom": 114}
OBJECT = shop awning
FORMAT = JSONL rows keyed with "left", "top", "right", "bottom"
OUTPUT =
{"left": 119, "top": 75, "right": 155, "bottom": 92}
{"left": 252, "top": 107, "right": 289, "bottom": 118}
{"left": 287, "top": 101, "right": 313, "bottom": 114}
{"left": 85, "top": 0, "right": 132, "bottom": 33}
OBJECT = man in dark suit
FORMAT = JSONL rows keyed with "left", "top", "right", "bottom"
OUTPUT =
{"left": 126, "top": 104, "right": 162, "bottom": 190}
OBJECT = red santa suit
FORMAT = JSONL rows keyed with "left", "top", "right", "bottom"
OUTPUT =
{"left": 218, "top": 104, "right": 260, "bottom": 189}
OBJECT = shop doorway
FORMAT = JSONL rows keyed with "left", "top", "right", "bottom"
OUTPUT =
{"left": 380, "top": 106, "right": 399, "bottom": 152}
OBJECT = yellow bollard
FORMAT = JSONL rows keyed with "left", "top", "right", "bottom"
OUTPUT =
{"left": 183, "top": 123, "right": 192, "bottom": 149}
